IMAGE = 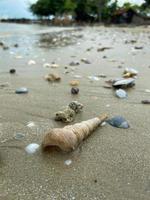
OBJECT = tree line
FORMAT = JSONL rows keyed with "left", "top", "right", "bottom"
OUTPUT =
{"left": 30, "top": 0, "right": 150, "bottom": 22}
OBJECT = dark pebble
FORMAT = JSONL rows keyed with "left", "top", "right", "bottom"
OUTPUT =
{"left": 9, "top": 69, "right": 16, "bottom": 74}
{"left": 94, "top": 179, "right": 98, "bottom": 183}
{"left": 14, "top": 44, "right": 19, "bottom": 48}
{"left": 141, "top": 100, "right": 150, "bottom": 104}
{"left": 71, "top": 87, "right": 79, "bottom": 95}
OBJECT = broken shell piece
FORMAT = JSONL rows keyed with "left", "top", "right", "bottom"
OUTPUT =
{"left": 55, "top": 107, "right": 75, "bottom": 123}
{"left": 68, "top": 101, "right": 83, "bottom": 113}
{"left": 28, "top": 60, "right": 36, "bottom": 65}
{"left": 25, "top": 143, "right": 40, "bottom": 154}
{"left": 42, "top": 114, "right": 108, "bottom": 152}
{"left": 123, "top": 68, "right": 138, "bottom": 78}
{"left": 81, "top": 58, "right": 91, "bottom": 64}
{"left": 134, "top": 46, "right": 143, "bottom": 50}
{"left": 43, "top": 63, "right": 51, "bottom": 68}
{"left": 97, "top": 47, "right": 111, "bottom": 52}
{"left": 107, "top": 116, "right": 129, "bottom": 129}
{"left": 15, "top": 87, "right": 28, "bottom": 94}
{"left": 45, "top": 73, "right": 61, "bottom": 82}
{"left": 88, "top": 76, "right": 99, "bottom": 81}
{"left": 69, "top": 61, "right": 80, "bottom": 66}
{"left": 50, "top": 63, "right": 59, "bottom": 68}
{"left": 65, "top": 159, "right": 72, "bottom": 166}
{"left": 113, "top": 78, "right": 135, "bottom": 89}
{"left": 70, "top": 80, "right": 79, "bottom": 86}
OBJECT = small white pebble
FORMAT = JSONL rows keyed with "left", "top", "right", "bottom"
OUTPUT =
{"left": 43, "top": 63, "right": 51, "bottom": 68}
{"left": 106, "top": 104, "right": 110, "bottom": 108}
{"left": 27, "top": 122, "right": 35, "bottom": 128}
{"left": 25, "top": 143, "right": 40, "bottom": 154}
{"left": 64, "top": 159, "right": 72, "bottom": 166}
{"left": 28, "top": 60, "right": 36, "bottom": 65}
{"left": 101, "top": 122, "right": 106, "bottom": 127}
{"left": 145, "top": 89, "right": 150, "bottom": 93}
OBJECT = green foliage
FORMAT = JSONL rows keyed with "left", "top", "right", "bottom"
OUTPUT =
{"left": 30, "top": 0, "right": 148, "bottom": 22}
{"left": 30, "top": 0, "right": 65, "bottom": 17}
{"left": 101, "top": 0, "right": 118, "bottom": 21}
{"left": 63, "top": 0, "right": 76, "bottom": 13}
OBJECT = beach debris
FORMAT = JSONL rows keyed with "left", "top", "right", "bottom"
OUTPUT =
{"left": 81, "top": 58, "right": 91, "bottom": 64}
{"left": 27, "top": 122, "right": 35, "bottom": 128}
{"left": 69, "top": 61, "right": 80, "bottom": 66}
{"left": 86, "top": 47, "right": 93, "bottom": 51}
{"left": 0, "top": 82, "right": 9, "bottom": 88}
{"left": 73, "top": 75, "right": 82, "bottom": 79}
{"left": 25, "top": 143, "right": 40, "bottom": 154}
{"left": 145, "top": 89, "right": 150, "bottom": 93}
{"left": 97, "top": 47, "right": 111, "bottom": 52}
{"left": 106, "top": 104, "right": 110, "bottom": 108}
{"left": 113, "top": 78, "right": 135, "bottom": 88}
{"left": 64, "top": 159, "right": 72, "bottom": 166}
{"left": 134, "top": 46, "right": 143, "bottom": 50}
{"left": 68, "top": 101, "right": 83, "bottom": 113}
{"left": 15, "top": 87, "right": 28, "bottom": 94}
{"left": 125, "top": 39, "right": 137, "bottom": 44}
{"left": 45, "top": 73, "right": 61, "bottom": 82}
{"left": 0, "top": 41, "right": 4, "bottom": 46}
{"left": 43, "top": 63, "right": 51, "bottom": 68}
{"left": 103, "top": 85, "right": 112, "bottom": 89}
{"left": 123, "top": 68, "right": 138, "bottom": 78}
{"left": 28, "top": 60, "right": 36, "bottom": 65}
{"left": 55, "top": 107, "right": 75, "bottom": 123}
{"left": 88, "top": 76, "right": 99, "bottom": 81}
{"left": 70, "top": 80, "right": 79, "bottom": 86}
{"left": 9, "top": 69, "right": 16, "bottom": 74}
{"left": 107, "top": 116, "right": 130, "bottom": 129}
{"left": 141, "top": 100, "right": 150, "bottom": 104}
{"left": 115, "top": 89, "right": 127, "bottom": 99}
{"left": 97, "top": 74, "right": 107, "bottom": 78}
{"left": 71, "top": 87, "right": 79, "bottom": 95}
{"left": 14, "top": 44, "right": 19, "bottom": 48}
{"left": 103, "top": 56, "right": 107, "bottom": 59}
{"left": 50, "top": 63, "right": 59, "bottom": 68}
{"left": 15, "top": 55, "right": 23, "bottom": 59}
{"left": 42, "top": 114, "right": 108, "bottom": 152}
{"left": 39, "top": 30, "right": 83, "bottom": 48}
{"left": 3, "top": 46, "right": 9, "bottom": 50}
{"left": 14, "top": 133, "right": 25, "bottom": 140}
{"left": 55, "top": 101, "right": 83, "bottom": 123}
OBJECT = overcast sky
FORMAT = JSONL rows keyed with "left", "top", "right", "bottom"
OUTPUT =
{"left": 0, "top": 0, "right": 146, "bottom": 19}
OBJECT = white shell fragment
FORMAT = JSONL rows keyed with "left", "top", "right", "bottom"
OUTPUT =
{"left": 43, "top": 63, "right": 51, "bottom": 68}
{"left": 27, "top": 122, "right": 35, "bottom": 128}
{"left": 25, "top": 143, "right": 40, "bottom": 154}
{"left": 116, "top": 89, "right": 127, "bottom": 99}
{"left": 124, "top": 68, "right": 138, "bottom": 75}
{"left": 64, "top": 159, "right": 72, "bottom": 166}
{"left": 28, "top": 60, "right": 36, "bottom": 65}
{"left": 88, "top": 76, "right": 99, "bottom": 81}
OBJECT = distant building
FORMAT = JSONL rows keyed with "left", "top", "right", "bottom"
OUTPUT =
{"left": 111, "top": 8, "right": 150, "bottom": 24}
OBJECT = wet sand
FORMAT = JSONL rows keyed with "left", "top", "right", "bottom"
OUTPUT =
{"left": 0, "top": 23, "right": 150, "bottom": 200}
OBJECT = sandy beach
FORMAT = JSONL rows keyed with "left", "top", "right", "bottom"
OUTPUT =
{"left": 0, "top": 23, "right": 150, "bottom": 200}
